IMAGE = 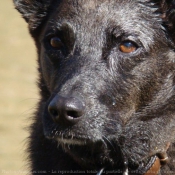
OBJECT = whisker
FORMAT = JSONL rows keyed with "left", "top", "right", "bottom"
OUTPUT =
{"left": 102, "top": 135, "right": 117, "bottom": 153}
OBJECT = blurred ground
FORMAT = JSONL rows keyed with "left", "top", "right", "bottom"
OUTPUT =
{"left": 0, "top": 1, "right": 38, "bottom": 174}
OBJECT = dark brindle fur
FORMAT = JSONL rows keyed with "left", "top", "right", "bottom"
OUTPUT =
{"left": 14, "top": 0, "right": 175, "bottom": 174}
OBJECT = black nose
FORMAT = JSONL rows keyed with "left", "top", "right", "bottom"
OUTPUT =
{"left": 48, "top": 95, "right": 85, "bottom": 125}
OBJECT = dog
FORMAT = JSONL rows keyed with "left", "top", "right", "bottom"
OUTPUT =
{"left": 14, "top": 0, "right": 175, "bottom": 174}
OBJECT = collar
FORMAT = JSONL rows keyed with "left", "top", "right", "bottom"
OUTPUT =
{"left": 97, "top": 142, "right": 170, "bottom": 175}
{"left": 96, "top": 154, "right": 168, "bottom": 175}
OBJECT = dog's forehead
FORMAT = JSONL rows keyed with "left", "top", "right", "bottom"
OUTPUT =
{"left": 59, "top": 0, "right": 106, "bottom": 11}
{"left": 58, "top": 0, "right": 141, "bottom": 16}
{"left": 51, "top": 0, "right": 159, "bottom": 29}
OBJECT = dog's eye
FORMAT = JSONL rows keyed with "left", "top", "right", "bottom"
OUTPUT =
{"left": 119, "top": 41, "right": 138, "bottom": 53}
{"left": 50, "top": 37, "right": 63, "bottom": 49}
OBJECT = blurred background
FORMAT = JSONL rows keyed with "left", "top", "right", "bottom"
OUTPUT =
{"left": 0, "top": 1, "right": 38, "bottom": 174}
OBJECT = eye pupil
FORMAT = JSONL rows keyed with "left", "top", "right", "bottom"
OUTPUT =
{"left": 119, "top": 41, "right": 137, "bottom": 53}
{"left": 50, "top": 37, "right": 63, "bottom": 49}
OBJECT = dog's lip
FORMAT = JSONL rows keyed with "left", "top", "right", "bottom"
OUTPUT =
{"left": 44, "top": 129, "right": 91, "bottom": 143}
{"left": 54, "top": 134, "right": 94, "bottom": 145}
{"left": 57, "top": 137, "right": 88, "bottom": 145}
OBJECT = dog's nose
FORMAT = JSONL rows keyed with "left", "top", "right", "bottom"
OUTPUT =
{"left": 48, "top": 95, "right": 85, "bottom": 125}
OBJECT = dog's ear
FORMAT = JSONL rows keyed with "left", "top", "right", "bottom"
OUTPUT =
{"left": 160, "top": 0, "right": 175, "bottom": 41}
{"left": 13, "top": 0, "right": 52, "bottom": 30}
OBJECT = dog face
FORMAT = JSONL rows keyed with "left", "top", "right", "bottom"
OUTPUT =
{"left": 14, "top": 0, "right": 175, "bottom": 173}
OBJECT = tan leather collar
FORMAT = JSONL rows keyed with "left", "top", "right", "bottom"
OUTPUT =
{"left": 144, "top": 154, "right": 169, "bottom": 175}
{"left": 144, "top": 157, "right": 161, "bottom": 175}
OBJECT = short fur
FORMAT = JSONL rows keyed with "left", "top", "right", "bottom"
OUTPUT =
{"left": 14, "top": 0, "right": 175, "bottom": 174}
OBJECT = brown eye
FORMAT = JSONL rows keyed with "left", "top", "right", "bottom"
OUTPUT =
{"left": 50, "top": 37, "right": 63, "bottom": 49}
{"left": 119, "top": 41, "right": 138, "bottom": 53}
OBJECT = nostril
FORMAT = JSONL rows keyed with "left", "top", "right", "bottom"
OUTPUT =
{"left": 67, "top": 110, "right": 80, "bottom": 118}
{"left": 65, "top": 97, "right": 85, "bottom": 119}
{"left": 48, "top": 101, "right": 60, "bottom": 122}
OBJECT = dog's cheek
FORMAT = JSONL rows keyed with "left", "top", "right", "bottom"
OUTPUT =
{"left": 121, "top": 116, "right": 175, "bottom": 163}
{"left": 39, "top": 51, "right": 56, "bottom": 92}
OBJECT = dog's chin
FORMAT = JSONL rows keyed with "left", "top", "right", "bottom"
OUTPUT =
{"left": 56, "top": 137, "right": 122, "bottom": 170}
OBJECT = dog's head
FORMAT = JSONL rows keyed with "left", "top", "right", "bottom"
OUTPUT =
{"left": 14, "top": 0, "right": 175, "bottom": 173}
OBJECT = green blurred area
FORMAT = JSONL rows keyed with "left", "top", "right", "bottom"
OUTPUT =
{"left": 0, "top": 1, "right": 38, "bottom": 174}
